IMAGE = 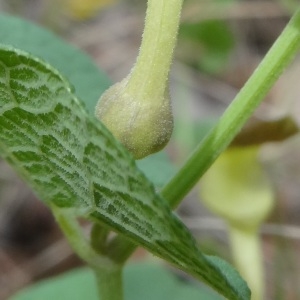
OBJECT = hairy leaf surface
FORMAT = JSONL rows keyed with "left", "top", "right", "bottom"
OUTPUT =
{"left": 0, "top": 46, "right": 250, "bottom": 300}
{"left": 0, "top": 14, "right": 110, "bottom": 113}
{"left": 0, "top": 14, "right": 174, "bottom": 187}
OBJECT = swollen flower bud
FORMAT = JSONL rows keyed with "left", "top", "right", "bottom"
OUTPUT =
{"left": 95, "top": 0, "right": 183, "bottom": 159}
{"left": 95, "top": 77, "right": 173, "bottom": 159}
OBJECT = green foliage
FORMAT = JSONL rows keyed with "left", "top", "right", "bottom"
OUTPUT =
{"left": 0, "top": 45, "right": 249, "bottom": 300}
{"left": 178, "top": 20, "right": 235, "bottom": 74}
{"left": 0, "top": 13, "right": 174, "bottom": 187}
{"left": 162, "top": 8, "right": 300, "bottom": 208}
{"left": 11, "top": 262, "right": 221, "bottom": 300}
{"left": 0, "top": 14, "right": 110, "bottom": 113}
{"left": 1, "top": 4, "right": 300, "bottom": 300}
{"left": 136, "top": 152, "right": 176, "bottom": 188}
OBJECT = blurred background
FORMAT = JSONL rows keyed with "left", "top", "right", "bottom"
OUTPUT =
{"left": 1, "top": 0, "right": 300, "bottom": 299}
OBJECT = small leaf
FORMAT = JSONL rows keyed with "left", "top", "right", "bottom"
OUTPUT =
{"left": 0, "top": 46, "right": 250, "bottom": 300}
{"left": 0, "top": 14, "right": 111, "bottom": 113}
{"left": 178, "top": 20, "right": 235, "bottom": 74}
{"left": 136, "top": 152, "right": 176, "bottom": 188}
{"left": 11, "top": 262, "right": 221, "bottom": 300}
{"left": 0, "top": 14, "right": 174, "bottom": 186}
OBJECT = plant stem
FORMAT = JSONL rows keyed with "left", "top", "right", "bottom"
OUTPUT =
{"left": 91, "top": 223, "right": 110, "bottom": 254}
{"left": 90, "top": 222, "right": 137, "bottom": 264}
{"left": 54, "top": 1, "right": 184, "bottom": 298}
{"left": 93, "top": 266, "right": 124, "bottom": 300}
{"left": 161, "top": 8, "right": 300, "bottom": 208}
{"left": 52, "top": 207, "right": 124, "bottom": 300}
{"left": 126, "top": 0, "right": 183, "bottom": 99}
{"left": 52, "top": 207, "right": 113, "bottom": 268}
{"left": 55, "top": 5, "right": 300, "bottom": 300}
{"left": 228, "top": 225, "right": 264, "bottom": 300}
{"left": 105, "top": 235, "right": 137, "bottom": 264}
{"left": 108, "top": 7, "right": 300, "bottom": 269}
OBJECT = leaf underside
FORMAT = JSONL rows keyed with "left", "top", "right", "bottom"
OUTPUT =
{"left": 0, "top": 13, "right": 175, "bottom": 188}
{"left": 0, "top": 46, "right": 250, "bottom": 300}
{"left": 0, "top": 13, "right": 110, "bottom": 113}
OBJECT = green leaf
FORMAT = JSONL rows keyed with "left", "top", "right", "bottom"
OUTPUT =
{"left": 0, "top": 13, "right": 111, "bottom": 113}
{"left": 11, "top": 262, "right": 221, "bottom": 300}
{"left": 0, "top": 13, "right": 173, "bottom": 187}
{"left": 136, "top": 152, "right": 176, "bottom": 188}
{"left": 179, "top": 20, "right": 235, "bottom": 74}
{"left": 0, "top": 46, "right": 250, "bottom": 300}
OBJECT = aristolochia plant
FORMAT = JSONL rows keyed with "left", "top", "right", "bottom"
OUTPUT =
{"left": 0, "top": 2, "right": 300, "bottom": 300}
{"left": 95, "top": 0, "right": 182, "bottom": 159}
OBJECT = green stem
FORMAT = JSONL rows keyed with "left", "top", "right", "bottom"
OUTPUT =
{"left": 228, "top": 225, "right": 264, "bottom": 300}
{"left": 54, "top": 1, "right": 184, "bottom": 298}
{"left": 90, "top": 222, "right": 137, "bottom": 264}
{"left": 52, "top": 207, "right": 115, "bottom": 268}
{"left": 94, "top": 266, "right": 124, "bottom": 300}
{"left": 52, "top": 207, "right": 124, "bottom": 300}
{"left": 57, "top": 5, "right": 300, "bottom": 299}
{"left": 161, "top": 8, "right": 300, "bottom": 208}
{"left": 106, "top": 235, "right": 137, "bottom": 265}
{"left": 126, "top": 0, "right": 183, "bottom": 99}
{"left": 91, "top": 223, "right": 110, "bottom": 255}
{"left": 51, "top": 211, "right": 127, "bottom": 300}
{"left": 51, "top": 207, "right": 103, "bottom": 267}
{"left": 111, "top": 7, "right": 300, "bottom": 265}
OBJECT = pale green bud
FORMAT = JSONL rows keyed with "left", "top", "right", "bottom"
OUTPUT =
{"left": 200, "top": 146, "right": 273, "bottom": 230}
{"left": 95, "top": 0, "right": 183, "bottom": 159}
{"left": 95, "top": 77, "right": 173, "bottom": 159}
